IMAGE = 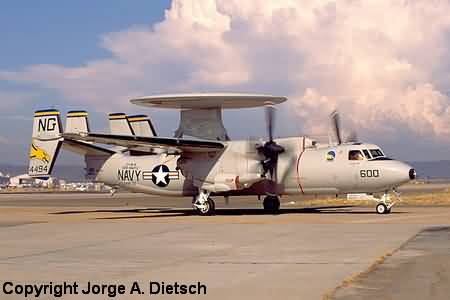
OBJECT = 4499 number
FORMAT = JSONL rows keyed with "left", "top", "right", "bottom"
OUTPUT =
{"left": 29, "top": 165, "right": 48, "bottom": 173}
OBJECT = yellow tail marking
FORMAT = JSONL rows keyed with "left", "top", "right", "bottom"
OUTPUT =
{"left": 30, "top": 143, "right": 51, "bottom": 163}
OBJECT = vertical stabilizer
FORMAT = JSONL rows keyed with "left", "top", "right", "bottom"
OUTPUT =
{"left": 109, "top": 113, "right": 134, "bottom": 135}
{"left": 127, "top": 114, "right": 157, "bottom": 137}
{"left": 65, "top": 110, "right": 90, "bottom": 134}
{"left": 29, "top": 109, "right": 63, "bottom": 178}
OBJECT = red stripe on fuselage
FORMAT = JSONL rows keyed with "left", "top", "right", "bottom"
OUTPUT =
{"left": 296, "top": 137, "right": 305, "bottom": 194}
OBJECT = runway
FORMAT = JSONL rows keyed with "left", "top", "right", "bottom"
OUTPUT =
{"left": 0, "top": 193, "right": 449, "bottom": 299}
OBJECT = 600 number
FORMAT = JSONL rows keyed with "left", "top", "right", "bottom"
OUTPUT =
{"left": 360, "top": 169, "right": 380, "bottom": 178}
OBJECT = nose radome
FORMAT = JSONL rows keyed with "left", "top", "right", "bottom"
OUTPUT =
{"left": 385, "top": 161, "right": 415, "bottom": 185}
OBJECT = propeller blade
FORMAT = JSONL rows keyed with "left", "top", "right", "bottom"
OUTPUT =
{"left": 270, "top": 160, "right": 277, "bottom": 183}
{"left": 257, "top": 102, "right": 286, "bottom": 185}
{"left": 279, "top": 154, "right": 297, "bottom": 185}
{"left": 330, "top": 110, "right": 342, "bottom": 145}
{"left": 265, "top": 103, "right": 275, "bottom": 142}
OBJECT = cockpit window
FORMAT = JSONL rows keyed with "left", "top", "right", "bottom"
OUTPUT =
{"left": 362, "top": 149, "right": 371, "bottom": 159}
{"left": 349, "top": 150, "right": 364, "bottom": 160}
{"left": 369, "top": 149, "right": 384, "bottom": 158}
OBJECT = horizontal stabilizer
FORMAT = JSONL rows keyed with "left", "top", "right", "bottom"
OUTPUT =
{"left": 62, "top": 138, "right": 115, "bottom": 156}
{"left": 63, "top": 133, "right": 225, "bottom": 153}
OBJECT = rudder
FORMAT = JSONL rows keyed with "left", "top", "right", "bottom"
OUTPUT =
{"left": 127, "top": 114, "right": 157, "bottom": 137}
{"left": 65, "top": 110, "right": 90, "bottom": 134}
{"left": 29, "top": 109, "right": 63, "bottom": 178}
{"left": 109, "top": 113, "right": 134, "bottom": 135}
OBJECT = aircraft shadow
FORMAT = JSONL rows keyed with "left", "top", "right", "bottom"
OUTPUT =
{"left": 50, "top": 205, "right": 407, "bottom": 220}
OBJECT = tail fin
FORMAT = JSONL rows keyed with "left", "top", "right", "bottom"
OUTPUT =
{"left": 64, "top": 110, "right": 114, "bottom": 181}
{"left": 65, "top": 110, "right": 90, "bottom": 134}
{"left": 128, "top": 115, "right": 157, "bottom": 137}
{"left": 29, "top": 109, "right": 63, "bottom": 178}
{"left": 109, "top": 113, "right": 134, "bottom": 135}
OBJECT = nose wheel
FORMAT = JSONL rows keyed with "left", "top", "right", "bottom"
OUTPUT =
{"left": 376, "top": 203, "right": 390, "bottom": 214}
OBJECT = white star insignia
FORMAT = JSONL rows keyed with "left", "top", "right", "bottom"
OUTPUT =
{"left": 154, "top": 165, "right": 168, "bottom": 185}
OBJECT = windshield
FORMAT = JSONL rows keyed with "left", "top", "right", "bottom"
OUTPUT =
{"left": 369, "top": 149, "right": 384, "bottom": 158}
{"left": 362, "top": 149, "right": 371, "bottom": 159}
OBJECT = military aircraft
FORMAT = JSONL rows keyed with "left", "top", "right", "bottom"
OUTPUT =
{"left": 28, "top": 94, "right": 416, "bottom": 215}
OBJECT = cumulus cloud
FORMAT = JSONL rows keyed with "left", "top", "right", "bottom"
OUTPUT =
{"left": 1, "top": 0, "right": 450, "bottom": 142}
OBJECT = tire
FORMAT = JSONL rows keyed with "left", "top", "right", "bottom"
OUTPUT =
{"left": 263, "top": 196, "right": 280, "bottom": 214}
{"left": 208, "top": 197, "right": 216, "bottom": 212}
{"left": 197, "top": 198, "right": 215, "bottom": 216}
{"left": 376, "top": 203, "right": 388, "bottom": 214}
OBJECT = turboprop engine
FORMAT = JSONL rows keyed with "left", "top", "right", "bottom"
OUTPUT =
{"left": 210, "top": 173, "right": 263, "bottom": 192}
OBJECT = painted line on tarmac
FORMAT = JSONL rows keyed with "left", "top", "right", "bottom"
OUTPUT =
{"left": 350, "top": 212, "right": 450, "bottom": 224}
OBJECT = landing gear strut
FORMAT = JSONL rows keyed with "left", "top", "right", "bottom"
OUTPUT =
{"left": 193, "top": 190, "right": 215, "bottom": 216}
{"left": 263, "top": 195, "right": 280, "bottom": 214}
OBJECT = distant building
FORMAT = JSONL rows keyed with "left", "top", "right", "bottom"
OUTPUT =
{"left": 9, "top": 174, "right": 58, "bottom": 188}
{"left": 0, "top": 172, "right": 10, "bottom": 188}
{"left": 8, "top": 174, "right": 35, "bottom": 188}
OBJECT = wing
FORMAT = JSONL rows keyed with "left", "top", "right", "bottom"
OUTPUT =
{"left": 63, "top": 133, "right": 225, "bottom": 153}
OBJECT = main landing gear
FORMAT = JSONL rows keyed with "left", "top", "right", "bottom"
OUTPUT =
{"left": 263, "top": 195, "right": 280, "bottom": 214}
{"left": 375, "top": 190, "right": 402, "bottom": 214}
{"left": 193, "top": 190, "right": 215, "bottom": 216}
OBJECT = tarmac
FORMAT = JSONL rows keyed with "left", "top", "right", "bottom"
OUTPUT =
{"left": 0, "top": 193, "right": 449, "bottom": 299}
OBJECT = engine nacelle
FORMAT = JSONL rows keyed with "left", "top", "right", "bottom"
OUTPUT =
{"left": 200, "top": 173, "right": 262, "bottom": 193}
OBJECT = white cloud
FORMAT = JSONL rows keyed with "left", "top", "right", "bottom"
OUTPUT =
{"left": 1, "top": 0, "right": 450, "bottom": 142}
{"left": 0, "top": 91, "right": 36, "bottom": 110}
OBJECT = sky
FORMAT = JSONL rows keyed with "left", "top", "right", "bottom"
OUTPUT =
{"left": 1, "top": 0, "right": 450, "bottom": 166}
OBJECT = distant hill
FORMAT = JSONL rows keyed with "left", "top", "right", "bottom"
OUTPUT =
{"left": 1, "top": 160, "right": 450, "bottom": 182}
{"left": 409, "top": 161, "right": 450, "bottom": 180}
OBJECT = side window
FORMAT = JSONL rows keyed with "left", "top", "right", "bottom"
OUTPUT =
{"left": 348, "top": 150, "right": 364, "bottom": 161}
{"left": 362, "top": 149, "right": 371, "bottom": 159}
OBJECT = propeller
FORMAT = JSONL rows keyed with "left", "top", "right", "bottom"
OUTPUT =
{"left": 330, "top": 110, "right": 359, "bottom": 145}
{"left": 266, "top": 104, "right": 275, "bottom": 142}
{"left": 330, "top": 110, "right": 342, "bottom": 145}
{"left": 258, "top": 103, "right": 285, "bottom": 182}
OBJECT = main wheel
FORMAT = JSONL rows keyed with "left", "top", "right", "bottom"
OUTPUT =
{"left": 376, "top": 203, "right": 388, "bottom": 214}
{"left": 197, "top": 198, "right": 215, "bottom": 216}
{"left": 263, "top": 196, "right": 280, "bottom": 214}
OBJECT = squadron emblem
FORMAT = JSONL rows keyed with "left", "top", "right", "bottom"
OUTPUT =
{"left": 326, "top": 150, "right": 336, "bottom": 161}
{"left": 30, "top": 143, "right": 51, "bottom": 163}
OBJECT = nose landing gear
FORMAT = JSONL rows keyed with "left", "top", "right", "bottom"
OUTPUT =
{"left": 375, "top": 190, "right": 402, "bottom": 214}
{"left": 376, "top": 202, "right": 389, "bottom": 214}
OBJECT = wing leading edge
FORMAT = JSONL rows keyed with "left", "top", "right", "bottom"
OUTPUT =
{"left": 63, "top": 133, "right": 225, "bottom": 153}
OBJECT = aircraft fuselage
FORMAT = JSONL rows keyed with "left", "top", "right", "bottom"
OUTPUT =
{"left": 96, "top": 137, "right": 414, "bottom": 197}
